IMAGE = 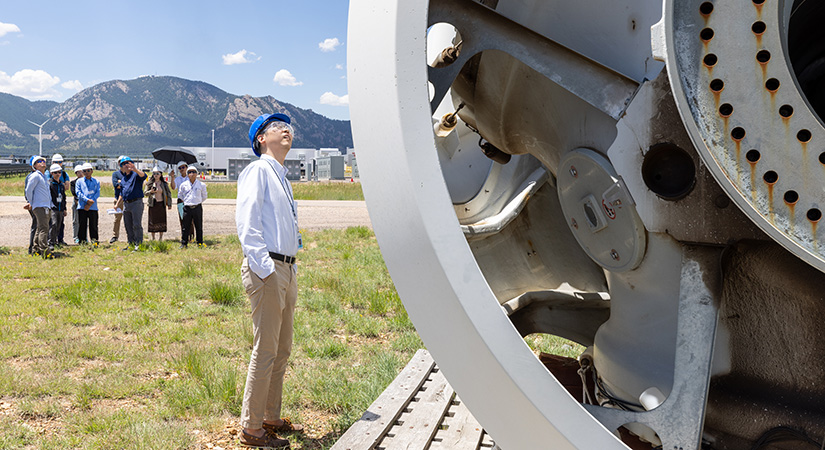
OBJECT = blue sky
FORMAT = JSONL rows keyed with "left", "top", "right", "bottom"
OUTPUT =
{"left": 0, "top": 0, "right": 351, "bottom": 120}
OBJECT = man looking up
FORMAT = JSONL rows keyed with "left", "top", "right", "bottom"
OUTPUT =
{"left": 236, "top": 113, "right": 304, "bottom": 449}
{"left": 50, "top": 153, "right": 70, "bottom": 246}
{"left": 24, "top": 156, "right": 51, "bottom": 256}
{"left": 118, "top": 156, "right": 146, "bottom": 251}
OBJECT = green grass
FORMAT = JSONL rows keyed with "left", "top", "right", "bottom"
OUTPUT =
{"left": 0, "top": 228, "right": 415, "bottom": 449}
{"left": 0, "top": 173, "right": 364, "bottom": 200}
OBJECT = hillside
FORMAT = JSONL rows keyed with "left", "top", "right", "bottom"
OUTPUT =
{"left": 0, "top": 76, "right": 352, "bottom": 156}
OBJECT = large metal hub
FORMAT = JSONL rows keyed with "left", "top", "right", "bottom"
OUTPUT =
{"left": 349, "top": 0, "right": 825, "bottom": 448}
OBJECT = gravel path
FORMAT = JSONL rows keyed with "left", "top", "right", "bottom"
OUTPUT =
{"left": 0, "top": 197, "right": 372, "bottom": 248}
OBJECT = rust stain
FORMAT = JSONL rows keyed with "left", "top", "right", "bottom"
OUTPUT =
{"left": 756, "top": 34, "right": 762, "bottom": 47}
{"left": 788, "top": 203, "right": 796, "bottom": 230}
{"left": 755, "top": 2, "right": 763, "bottom": 18}
{"left": 749, "top": 161, "right": 757, "bottom": 203}
{"left": 759, "top": 60, "right": 768, "bottom": 79}
{"left": 713, "top": 90, "right": 720, "bottom": 110}
{"left": 767, "top": 183, "right": 775, "bottom": 223}
{"left": 813, "top": 221, "right": 819, "bottom": 251}
{"left": 734, "top": 140, "right": 742, "bottom": 184}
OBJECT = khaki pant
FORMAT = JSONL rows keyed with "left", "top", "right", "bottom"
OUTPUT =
{"left": 240, "top": 258, "right": 297, "bottom": 429}
{"left": 112, "top": 198, "right": 123, "bottom": 239}
{"left": 32, "top": 207, "right": 50, "bottom": 254}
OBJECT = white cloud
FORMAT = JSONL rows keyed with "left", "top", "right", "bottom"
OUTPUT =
{"left": 221, "top": 49, "right": 260, "bottom": 65}
{"left": 0, "top": 69, "right": 61, "bottom": 99}
{"left": 320, "top": 91, "right": 349, "bottom": 107}
{"left": 0, "top": 22, "right": 21, "bottom": 38}
{"left": 318, "top": 38, "right": 341, "bottom": 52}
{"left": 335, "top": 64, "right": 344, "bottom": 70}
{"left": 61, "top": 80, "right": 83, "bottom": 91}
{"left": 273, "top": 69, "right": 303, "bottom": 87}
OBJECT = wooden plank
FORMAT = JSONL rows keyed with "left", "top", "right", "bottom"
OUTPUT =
{"left": 429, "top": 396, "right": 484, "bottom": 450}
{"left": 380, "top": 368, "right": 454, "bottom": 450}
{"left": 332, "top": 349, "right": 436, "bottom": 450}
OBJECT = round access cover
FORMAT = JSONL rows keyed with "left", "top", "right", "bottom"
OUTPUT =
{"left": 557, "top": 148, "right": 646, "bottom": 272}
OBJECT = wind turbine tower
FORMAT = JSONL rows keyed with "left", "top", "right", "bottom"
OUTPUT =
{"left": 27, "top": 118, "right": 51, "bottom": 156}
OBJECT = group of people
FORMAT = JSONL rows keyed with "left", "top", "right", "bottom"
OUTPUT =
{"left": 23, "top": 154, "right": 209, "bottom": 256}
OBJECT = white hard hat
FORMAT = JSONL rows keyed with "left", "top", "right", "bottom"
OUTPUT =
{"left": 49, "top": 163, "right": 62, "bottom": 173}
{"left": 177, "top": 161, "right": 188, "bottom": 168}
{"left": 186, "top": 166, "right": 198, "bottom": 174}
{"left": 51, "top": 153, "right": 63, "bottom": 163}
{"left": 73, "top": 164, "right": 83, "bottom": 173}
{"left": 152, "top": 166, "right": 162, "bottom": 173}
{"left": 81, "top": 163, "right": 93, "bottom": 171}
{"left": 31, "top": 155, "right": 46, "bottom": 167}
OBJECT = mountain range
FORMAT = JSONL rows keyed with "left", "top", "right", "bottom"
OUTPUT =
{"left": 0, "top": 76, "right": 353, "bottom": 157}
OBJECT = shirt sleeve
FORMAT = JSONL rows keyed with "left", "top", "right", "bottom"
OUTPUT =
{"left": 91, "top": 179, "right": 100, "bottom": 200}
{"left": 201, "top": 183, "right": 208, "bottom": 203}
{"left": 76, "top": 179, "right": 89, "bottom": 204}
{"left": 236, "top": 164, "right": 276, "bottom": 279}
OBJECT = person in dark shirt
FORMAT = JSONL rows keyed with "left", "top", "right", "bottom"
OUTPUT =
{"left": 47, "top": 164, "right": 67, "bottom": 255}
{"left": 110, "top": 155, "right": 129, "bottom": 244}
{"left": 118, "top": 156, "right": 147, "bottom": 251}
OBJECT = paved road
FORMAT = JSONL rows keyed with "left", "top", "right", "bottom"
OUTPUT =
{"left": 0, "top": 197, "right": 372, "bottom": 248}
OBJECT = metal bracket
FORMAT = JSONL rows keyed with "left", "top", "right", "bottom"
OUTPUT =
{"left": 583, "top": 245, "right": 721, "bottom": 450}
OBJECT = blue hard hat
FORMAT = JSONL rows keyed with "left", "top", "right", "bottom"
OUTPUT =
{"left": 119, "top": 156, "right": 133, "bottom": 166}
{"left": 248, "top": 113, "right": 291, "bottom": 156}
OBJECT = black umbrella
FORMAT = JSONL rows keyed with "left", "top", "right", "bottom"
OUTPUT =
{"left": 151, "top": 146, "right": 198, "bottom": 165}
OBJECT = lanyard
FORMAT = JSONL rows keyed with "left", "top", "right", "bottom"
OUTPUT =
{"left": 266, "top": 160, "right": 298, "bottom": 226}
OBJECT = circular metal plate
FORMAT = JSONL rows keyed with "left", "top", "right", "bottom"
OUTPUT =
{"left": 664, "top": 0, "right": 825, "bottom": 271}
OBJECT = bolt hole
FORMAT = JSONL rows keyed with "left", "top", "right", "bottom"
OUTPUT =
{"left": 719, "top": 103, "right": 733, "bottom": 117}
{"left": 765, "top": 78, "right": 780, "bottom": 92}
{"left": 732, "top": 127, "right": 746, "bottom": 141}
{"left": 700, "top": 2, "right": 714, "bottom": 15}
{"left": 784, "top": 190, "right": 799, "bottom": 204}
{"left": 710, "top": 79, "right": 725, "bottom": 92}
{"left": 780, "top": 104, "right": 794, "bottom": 118}
{"left": 819, "top": 152, "right": 825, "bottom": 165}
{"left": 808, "top": 208, "right": 822, "bottom": 222}
{"left": 753, "top": 0, "right": 765, "bottom": 4}
{"left": 700, "top": 28, "right": 715, "bottom": 41}
{"left": 746, "top": 149, "right": 761, "bottom": 162}
{"left": 797, "top": 129, "right": 812, "bottom": 143}
{"left": 704, "top": 53, "right": 718, "bottom": 67}
{"left": 752, "top": 21, "right": 766, "bottom": 35}
{"left": 763, "top": 171, "right": 778, "bottom": 184}
{"left": 756, "top": 50, "right": 771, "bottom": 63}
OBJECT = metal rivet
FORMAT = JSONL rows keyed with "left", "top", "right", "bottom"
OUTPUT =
{"left": 571, "top": 218, "right": 578, "bottom": 229}
{"left": 610, "top": 249, "right": 620, "bottom": 261}
{"left": 569, "top": 166, "right": 578, "bottom": 178}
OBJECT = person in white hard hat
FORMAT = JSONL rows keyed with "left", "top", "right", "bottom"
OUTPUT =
{"left": 49, "top": 153, "right": 70, "bottom": 245}
{"left": 170, "top": 161, "right": 193, "bottom": 243}
{"left": 75, "top": 163, "right": 100, "bottom": 244}
{"left": 178, "top": 166, "right": 207, "bottom": 248}
{"left": 110, "top": 155, "right": 129, "bottom": 244}
{"left": 47, "top": 164, "right": 67, "bottom": 255}
{"left": 70, "top": 164, "right": 84, "bottom": 243}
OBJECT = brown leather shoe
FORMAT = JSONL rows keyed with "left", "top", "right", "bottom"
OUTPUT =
{"left": 239, "top": 429, "right": 290, "bottom": 449}
{"left": 263, "top": 418, "right": 305, "bottom": 434}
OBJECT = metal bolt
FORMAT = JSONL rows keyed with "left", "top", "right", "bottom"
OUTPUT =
{"left": 571, "top": 218, "right": 578, "bottom": 229}
{"left": 610, "top": 249, "right": 620, "bottom": 261}
{"left": 569, "top": 166, "right": 578, "bottom": 178}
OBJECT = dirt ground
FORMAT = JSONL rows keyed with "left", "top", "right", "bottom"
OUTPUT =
{"left": 0, "top": 197, "right": 372, "bottom": 248}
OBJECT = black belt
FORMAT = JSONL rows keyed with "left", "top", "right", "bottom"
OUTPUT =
{"left": 124, "top": 197, "right": 142, "bottom": 204}
{"left": 269, "top": 252, "right": 296, "bottom": 264}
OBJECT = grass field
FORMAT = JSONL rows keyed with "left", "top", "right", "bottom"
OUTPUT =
{"left": 0, "top": 172, "right": 365, "bottom": 201}
{"left": 0, "top": 228, "right": 418, "bottom": 449}
{"left": 0, "top": 225, "right": 582, "bottom": 449}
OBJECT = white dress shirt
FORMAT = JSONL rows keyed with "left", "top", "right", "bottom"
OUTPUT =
{"left": 178, "top": 178, "right": 208, "bottom": 206}
{"left": 174, "top": 175, "right": 188, "bottom": 199}
{"left": 236, "top": 155, "right": 299, "bottom": 279}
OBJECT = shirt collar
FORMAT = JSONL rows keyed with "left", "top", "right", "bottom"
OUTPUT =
{"left": 260, "top": 154, "right": 287, "bottom": 177}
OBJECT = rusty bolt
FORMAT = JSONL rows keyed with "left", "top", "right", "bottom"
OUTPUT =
{"left": 610, "top": 249, "right": 620, "bottom": 261}
{"left": 569, "top": 166, "right": 578, "bottom": 178}
{"left": 571, "top": 218, "right": 578, "bottom": 229}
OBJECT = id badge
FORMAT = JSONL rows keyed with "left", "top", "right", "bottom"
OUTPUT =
{"left": 298, "top": 232, "right": 303, "bottom": 250}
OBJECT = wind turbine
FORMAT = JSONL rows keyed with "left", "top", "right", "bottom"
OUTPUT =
{"left": 27, "top": 118, "right": 51, "bottom": 156}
